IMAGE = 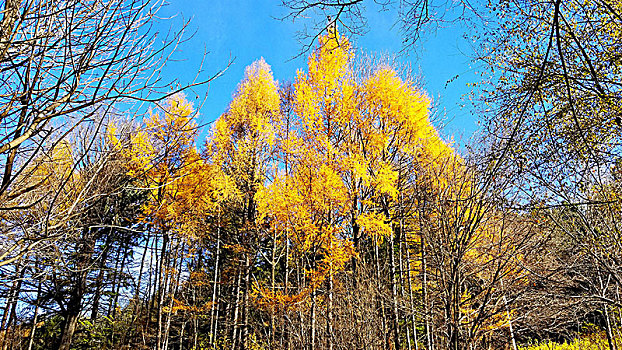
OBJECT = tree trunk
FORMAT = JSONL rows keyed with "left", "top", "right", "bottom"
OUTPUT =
{"left": 59, "top": 230, "right": 93, "bottom": 350}
{"left": 397, "top": 222, "right": 414, "bottom": 350}
{"left": 210, "top": 226, "right": 221, "bottom": 347}
{"left": 375, "top": 241, "right": 388, "bottom": 348}
{"left": 327, "top": 269, "right": 334, "bottom": 350}
{"left": 390, "top": 230, "right": 401, "bottom": 350}
{"left": 605, "top": 305, "right": 618, "bottom": 350}
{"left": 270, "top": 229, "right": 277, "bottom": 347}
{"left": 157, "top": 232, "right": 170, "bottom": 350}
{"left": 231, "top": 265, "right": 242, "bottom": 350}
{"left": 111, "top": 243, "right": 129, "bottom": 320}
{"left": 420, "top": 227, "right": 432, "bottom": 350}
{"left": 0, "top": 263, "right": 23, "bottom": 350}
{"left": 310, "top": 291, "right": 316, "bottom": 350}
{"left": 0, "top": 263, "right": 23, "bottom": 331}
{"left": 242, "top": 254, "right": 251, "bottom": 349}
{"left": 27, "top": 275, "right": 42, "bottom": 350}
{"left": 406, "top": 244, "right": 419, "bottom": 350}
{"left": 164, "top": 243, "right": 183, "bottom": 350}
{"left": 133, "top": 232, "right": 151, "bottom": 320}
{"left": 91, "top": 234, "right": 112, "bottom": 321}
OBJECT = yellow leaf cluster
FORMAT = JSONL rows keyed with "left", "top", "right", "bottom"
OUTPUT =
{"left": 116, "top": 31, "right": 464, "bottom": 313}
{"left": 356, "top": 212, "right": 391, "bottom": 244}
{"left": 253, "top": 31, "right": 460, "bottom": 308}
{"left": 211, "top": 58, "right": 281, "bottom": 173}
{"left": 114, "top": 94, "right": 232, "bottom": 242}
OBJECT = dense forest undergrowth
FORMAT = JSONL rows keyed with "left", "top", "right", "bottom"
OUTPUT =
{"left": 1, "top": 0, "right": 621, "bottom": 349}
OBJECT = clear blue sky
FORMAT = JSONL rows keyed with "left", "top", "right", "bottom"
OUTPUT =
{"left": 156, "top": 1, "right": 482, "bottom": 145}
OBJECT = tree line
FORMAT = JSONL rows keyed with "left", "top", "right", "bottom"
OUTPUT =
{"left": 0, "top": 0, "right": 621, "bottom": 350}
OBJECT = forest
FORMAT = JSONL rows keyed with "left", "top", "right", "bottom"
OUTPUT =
{"left": 0, "top": 0, "right": 621, "bottom": 349}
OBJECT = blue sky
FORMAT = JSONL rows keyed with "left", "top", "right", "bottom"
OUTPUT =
{"left": 156, "top": 1, "right": 482, "bottom": 145}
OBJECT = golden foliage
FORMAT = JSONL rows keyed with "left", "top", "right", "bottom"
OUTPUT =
{"left": 252, "top": 31, "right": 457, "bottom": 309}
{"left": 112, "top": 94, "right": 228, "bottom": 243}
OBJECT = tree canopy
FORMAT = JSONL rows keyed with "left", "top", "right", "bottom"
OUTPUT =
{"left": 1, "top": 1, "right": 622, "bottom": 350}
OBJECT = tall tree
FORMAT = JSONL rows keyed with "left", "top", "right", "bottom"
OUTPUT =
{"left": 209, "top": 58, "right": 282, "bottom": 350}
{"left": 252, "top": 30, "right": 465, "bottom": 350}
{"left": 474, "top": 0, "right": 622, "bottom": 346}
{"left": 0, "top": 0, "right": 222, "bottom": 269}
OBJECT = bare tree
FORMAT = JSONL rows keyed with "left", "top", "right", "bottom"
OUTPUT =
{"left": 0, "top": 0, "right": 224, "bottom": 267}
{"left": 473, "top": 0, "right": 622, "bottom": 346}
{"left": 280, "top": 0, "right": 476, "bottom": 53}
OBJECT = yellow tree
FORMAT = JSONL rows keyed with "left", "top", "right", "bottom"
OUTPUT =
{"left": 252, "top": 32, "right": 359, "bottom": 350}
{"left": 208, "top": 58, "right": 282, "bottom": 349}
{"left": 110, "top": 93, "right": 216, "bottom": 350}
{"left": 357, "top": 64, "right": 454, "bottom": 350}
{"left": 254, "top": 30, "right": 457, "bottom": 350}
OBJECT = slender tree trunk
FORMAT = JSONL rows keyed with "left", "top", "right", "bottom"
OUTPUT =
{"left": 390, "top": 230, "right": 401, "bottom": 350}
{"left": 214, "top": 261, "right": 222, "bottom": 349}
{"left": 106, "top": 245, "right": 123, "bottom": 318}
{"left": 223, "top": 289, "right": 232, "bottom": 345}
{"left": 310, "top": 291, "right": 316, "bottom": 350}
{"left": 194, "top": 306, "right": 199, "bottom": 350}
{"left": 351, "top": 192, "right": 360, "bottom": 288}
{"left": 596, "top": 269, "right": 617, "bottom": 350}
{"left": 270, "top": 229, "right": 277, "bottom": 347}
{"left": 406, "top": 244, "right": 419, "bottom": 350}
{"left": 499, "top": 279, "right": 517, "bottom": 350}
{"left": 143, "top": 233, "right": 158, "bottom": 349}
{"left": 27, "top": 275, "right": 42, "bottom": 350}
{"left": 242, "top": 254, "right": 251, "bottom": 349}
{"left": 134, "top": 232, "right": 151, "bottom": 316}
{"left": 327, "top": 269, "right": 334, "bottom": 350}
{"left": 91, "top": 234, "right": 112, "bottom": 321}
{"left": 90, "top": 266, "right": 105, "bottom": 321}
{"left": 231, "top": 265, "right": 242, "bottom": 350}
{"left": 398, "top": 225, "right": 414, "bottom": 350}
{"left": 0, "top": 263, "right": 23, "bottom": 350}
{"left": 164, "top": 243, "right": 183, "bottom": 350}
{"left": 112, "top": 244, "right": 129, "bottom": 320}
{"left": 375, "top": 242, "right": 388, "bottom": 348}
{"left": 297, "top": 259, "right": 305, "bottom": 350}
{"left": 147, "top": 231, "right": 158, "bottom": 324}
{"left": 283, "top": 236, "right": 291, "bottom": 349}
{"left": 192, "top": 274, "right": 199, "bottom": 350}
{"left": 179, "top": 321, "right": 185, "bottom": 350}
{"left": 452, "top": 263, "right": 461, "bottom": 350}
{"left": 59, "top": 230, "right": 93, "bottom": 350}
{"left": 605, "top": 305, "right": 617, "bottom": 350}
{"left": 0, "top": 263, "right": 22, "bottom": 330}
{"left": 157, "top": 232, "right": 170, "bottom": 350}
{"left": 420, "top": 227, "right": 432, "bottom": 350}
{"left": 210, "top": 225, "right": 221, "bottom": 347}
